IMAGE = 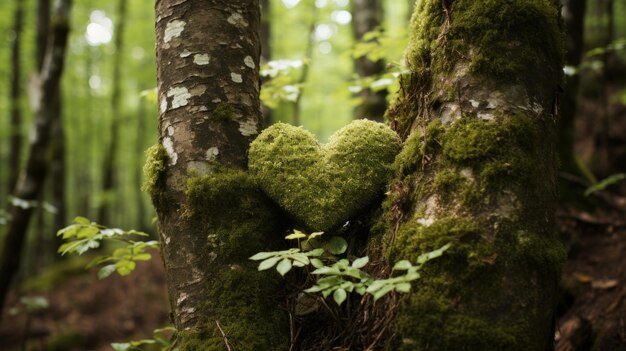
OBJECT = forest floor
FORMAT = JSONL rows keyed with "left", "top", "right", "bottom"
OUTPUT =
{"left": 0, "top": 207, "right": 625, "bottom": 350}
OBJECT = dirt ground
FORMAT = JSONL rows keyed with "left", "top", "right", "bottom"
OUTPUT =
{"left": 0, "top": 250, "right": 169, "bottom": 351}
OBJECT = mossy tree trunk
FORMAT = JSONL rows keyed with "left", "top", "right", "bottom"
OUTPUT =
{"left": 381, "top": 0, "right": 565, "bottom": 349}
{"left": 351, "top": 0, "right": 387, "bottom": 122}
{"left": 152, "top": 0, "right": 288, "bottom": 349}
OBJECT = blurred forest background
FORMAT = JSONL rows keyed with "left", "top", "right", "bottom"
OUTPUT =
{"left": 0, "top": 0, "right": 625, "bottom": 350}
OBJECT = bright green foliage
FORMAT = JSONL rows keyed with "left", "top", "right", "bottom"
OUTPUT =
{"left": 260, "top": 59, "right": 307, "bottom": 108}
{"left": 111, "top": 326, "right": 175, "bottom": 351}
{"left": 142, "top": 144, "right": 168, "bottom": 204}
{"left": 252, "top": 229, "right": 450, "bottom": 306}
{"left": 8, "top": 296, "right": 49, "bottom": 316}
{"left": 249, "top": 120, "right": 401, "bottom": 232}
{"left": 57, "top": 217, "right": 158, "bottom": 278}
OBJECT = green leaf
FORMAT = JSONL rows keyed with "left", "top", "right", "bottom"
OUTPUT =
{"left": 111, "top": 343, "right": 132, "bottom": 351}
{"left": 351, "top": 256, "right": 369, "bottom": 269}
{"left": 310, "top": 258, "right": 325, "bottom": 269}
{"left": 395, "top": 282, "right": 412, "bottom": 293}
{"left": 285, "top": 230, "right": 306, "bottom": 240}
{"left": 276, "top": 258, "right": 293, "bottom": 276}
{"left": 115, "top": 260, "right": 136, "bottom": 276}
{"left": 306, "top": 248, "right": 325, "bottom": 257}
{"left": 584, "top": 173, "right": 626, "bottom": 196}
{"left": 333, "top": 288, "right": 347, "bottom": 305}
{"left": 74, "top": 216, "right": 91, "bottom": 225}
{"left": 308, "top": 232, "right": 324, "bottom": 240}
{"left": 393, "top": 260, "right": 412, "bottom": 271}
{"left": 98, "top": 264, "right": 116, "bottom": 279}
{"left": 258, "top": 256, "right": 281, "bottom": 271}
{"left": 249, "top": 252, "right": 276, "bottom": 260}
{"left": 325, "top": 237, "right": 348, "bottom": 255}
{"left": 372, "top": 285, "right": 394, "bottom": 301}
{"left": 355, "top": 285, "right": 367, "bottom": 295}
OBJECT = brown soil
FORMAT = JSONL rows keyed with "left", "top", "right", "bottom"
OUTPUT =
{"left": 0, "top": 249, "right": 169, "bottom": 351}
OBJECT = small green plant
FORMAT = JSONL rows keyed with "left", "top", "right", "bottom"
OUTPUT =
{"left": 584, "top": 173, "right": 626, "bottom": 197}
{"left": 251, "top": 229, "right": 450, "bottom": 305}
{"left": 111, "top": 326, "right": 176, "bottom": 351}
{"left": 57, "top": 217, "right": 158, "bottom": 279}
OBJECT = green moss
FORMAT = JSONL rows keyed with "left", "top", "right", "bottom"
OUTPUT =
{"left": 212, "top": 102, "right": 233, "bottom": 120}
{"left": 249, "top": 120, "right": 401, "bottom": 232}
{"left": 185, "top": 168, "right": 283, "bottom": 259}
{"left": 388, "top": 215, "right": 565, "bottom": 350}
{"left": 406, "top": 0, "right": 563, "bottom": 81}
{"left": 142, "top": 144, "right": 168, "bottom": 205}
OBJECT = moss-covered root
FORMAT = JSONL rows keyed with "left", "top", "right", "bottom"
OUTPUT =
{"left": 173, "top": 169, "right": 289, "bottom": 350}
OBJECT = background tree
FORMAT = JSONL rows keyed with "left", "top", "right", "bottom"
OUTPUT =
{"left": 0, "top": 0, "right": 73, "bottom": 319}
{"left": 8, "top": 0, "right": 24, "bottom": 194}
{"left": 351, "top": 0, "right": 387, "bottom": 121}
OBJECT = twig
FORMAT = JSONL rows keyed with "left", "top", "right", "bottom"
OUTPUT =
{"left": 215, "top": 320, "right": 232, "bottom": 351}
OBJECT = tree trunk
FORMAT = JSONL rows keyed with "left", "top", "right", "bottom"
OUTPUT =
{"left": 99, "top": 0, "right": 127, "bottom": 226}
{"left": 351, "top": 0, "right": 387, "bottom": 122}
{"left": 152, "top": 0, "right": 288, "bottom": 348}
{"left": 8, "top": 0, "right": 24, "bottom": 194}
{"left": 381, "top": 1, "right": 564, "bottom": 349}
{"left": 559, "top": 0, "right": 587, "bottom": 199}
{"left": 0, "top": 0, "right": 72, "bottom": 322}
{"left": 260, "top": 0, "right": 273, "bottom": 126}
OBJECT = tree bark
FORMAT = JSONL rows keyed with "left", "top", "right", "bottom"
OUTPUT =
{"left": 351, "top": 0, "right": 387, "bottom": 122}
{"left": 0, "top": 0, "right": 72, "bottom": 322}
{"left": 8, "top": 0, "right": 24, "bottom": 194}
{"left": 99, "top": 0, "right": 127, "bottom": 226}
{"left": 381, "top": 1, "right": 564, "bottom": 349}
{"left": 152, "top": 0, "right": 288, "bottom": 348}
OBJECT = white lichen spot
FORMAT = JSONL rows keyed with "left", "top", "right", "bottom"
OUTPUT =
{"left": 206, "top": 147, "right": 219, "bottom": 161}
{"left": 417, "top": 218, "right": 435, "bottom": 227}
{"left": 179, "top": 49, "right": 192, "bottom": 58}
{"left": 441, "top": 103, "right": 461, "bottom": 124}
{"left": 486, "top": 99, "right": 498, "bottom": 109}
{"left": 238, "top": 118, "right": 258, "bottom": 136}
{"left": 176, "top": 293, "right": 189, "bottom": 306}
{"left": 163, "top": 137, "right": 178, "bottom": 166}
{"left": 227, "top": 12, "right": 248, "bottom": 28}
{"left": 231, "top": 72, "right": 243, "bottom": 83}
{"left": 244, "top": 56, "right": 255, "bottom": 69}
{"left": 167, "top": 125, "right": 175, "bottom": 136}
{"left": 212, "top": 98, "right": 222, "bottom": 103}
{"left": 193, "top": 54, "right": 210, "bottom": 65}
{"left": 187, "top": 160, "right": 211, "bottom": 175}
{"left": 469, "top": 99, "right": 480, "bottom": 108}
{"left": 478, "top": 112, "right": 495, "bottom": 121}
{"left": 164, "top": 20, "right": 186, "bottom": 43}
{"left": 160, "top": 97, "right": 168, "bottom": 114}
{"left": 532, "top": 102, "right": 543, "bottom": 114}
{"left": 167, "top": 86, "right": 192, "bottom": 109}
{"left": 207, "top": 252, "right": 218, "bottom": 262}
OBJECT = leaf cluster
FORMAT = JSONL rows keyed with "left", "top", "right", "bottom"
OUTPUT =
{"left": 57, "top": 217, "right": 158, "bottom": 279}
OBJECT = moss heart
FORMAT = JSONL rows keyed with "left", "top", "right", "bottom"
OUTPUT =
{"left": 249, "top": 120, "right": 401, "bottom": 232}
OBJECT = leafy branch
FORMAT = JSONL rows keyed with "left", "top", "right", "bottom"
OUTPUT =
{"left": 57, "top": 217, "right": 158, "bottom": 279}
{"left": 250, "top": 229, "right": 451, "bottom": 305}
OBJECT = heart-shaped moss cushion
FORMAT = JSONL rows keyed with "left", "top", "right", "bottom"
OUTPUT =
{"left": 249, "top": 120, "right": 401, "bottom": 232}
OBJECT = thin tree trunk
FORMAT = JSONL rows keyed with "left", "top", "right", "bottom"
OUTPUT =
{"left": 0, "top": 0, "right": 72, "bottom": 322}
{"left": 8, "top": 0, "right": 24, "bottom": 194}
{"left": 293, "top": 4, "right": 318, "bottom": 126}
{"left": 381, "top": 1, "right": 564, "bottom": 349}
{"left": 99, "top": 0, "right": 127, "bottom": 226}
{"left": 260, "top": 0, "right": 273, "bottom": 126}
{"left": 559, "top": 0, "right": 587, "bottom": 197}
{"left": 135, "top": 86, "right": 147, "bottom": 232}
{"left": 351, "top": 0, "right": 387, "bottom": 122}
{"left": 152, "top": 0, "right": 288, "bottom": 348}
